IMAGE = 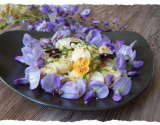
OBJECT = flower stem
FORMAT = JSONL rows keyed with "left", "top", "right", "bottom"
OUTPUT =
{"left": 0, "top": 16, "right": 49, "bottom": 30}
{"left": 0, "top": 15, "right": 119, "bottom": 31}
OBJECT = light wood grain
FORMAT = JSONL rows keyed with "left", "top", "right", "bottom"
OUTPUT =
{"left": 0, "top": 5, "right": 159, "bottom": 121}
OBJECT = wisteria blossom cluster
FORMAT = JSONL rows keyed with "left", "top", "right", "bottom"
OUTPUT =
{"left": 0, "top": 4, "right": 131, "bottom": 32}
{"left": 14, "top": 28, "right": 144, "bottom": 103}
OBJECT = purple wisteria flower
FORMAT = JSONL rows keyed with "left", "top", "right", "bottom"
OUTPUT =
{"left": 102, "top": 20, "right": 109, "bottom": 25}
{"left": 116, "top": 40, "right": 144, "bottom": 68}
{"left": 22, "top": 33, "right": 41, "bottom": 49}
{"left": 40, "top": 38, "right": 52, "bottom": 48}
{"left": 38, "top": 5, "right": 51, "bottom": 13}
{"left": 79, "top": 9, "right": 91, "bottom": 21}
{"left": 36, "top": 20, "right": 53, "bottom": 32}
{"left": 116, "top": 40, "right": 137, "bottom": 61}
{"left": 51, "top": 29, "right": 71, "bottom": 43}
{"left": 51, "top": 6, "right": 64, "bottom": 16}
{"left": 112, "top": 76, "right": 132, "bottom": 102}
{"left": 132, "top": 61, "right": 144, "bottom": 68}
{"left": 28, "top": 5, "right": 34, "bottom": 10}
{"left": 113, "top": 18, "right": 118, "bottom": 26}
{"left": 49, "top": 11, "right": 57, "bottom": 24}
{"left": 91, "top": 19, "right": 100, "bottom": 24}
{"left": 15, "top": 46, "right": 45, "bottom": 68}
{"left": 79, "top": 9, "right": 91, "bottom": 18}
{"left": 14, "top": 66, "right": 41, "bottom": 90}
{"left": 59, "top": 79, "right": 86, "bottom": 99}
{"left": 61, "top": 4, "right": 79, "bottom": 16}
{"left": 84, "top": 80, "right": 109, "bottom": 103}
{"left": 128, "top": 71, "right": 140, "bottom": 76}
{"left": 53, "top": 22, "right": 65, "bottom": 32}
{"left": 86, "top": 29, "right": 101, "bottom": 44}
{"left": 105, "top": 74, "right": 114, "bottom": 88}
{"left": 116, "top": 53, "right": 126, "bottom": 69}
{"left": 41, "top": 73, "right": 64, "bottom": 95}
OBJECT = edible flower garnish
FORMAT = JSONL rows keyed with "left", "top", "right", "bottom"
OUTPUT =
{"left": 73, "top": 57, "right": 90, "bottom": 75}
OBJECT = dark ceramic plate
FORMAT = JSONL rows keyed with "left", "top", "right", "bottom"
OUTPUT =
{"left": 0, "top": 30, "right": 154, "bottom": 111}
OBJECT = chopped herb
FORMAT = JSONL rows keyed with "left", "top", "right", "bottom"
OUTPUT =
{"left": 94, "top": 43, "right": 99, "bottom": 49}
{"left": 112, "top": 67, "right": 117, "bottom": 71}
{"left": 61, "top": 77, "right": 70, "bottom": 82}
{"left": 83, "top": 40, "right": 89, "bottom": 46}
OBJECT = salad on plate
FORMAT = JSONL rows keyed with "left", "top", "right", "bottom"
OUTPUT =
{"left": 14, "top": 29, "right": 144, "bottom": 103}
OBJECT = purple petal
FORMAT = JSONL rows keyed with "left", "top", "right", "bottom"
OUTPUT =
{"left": 76, "top": 79, "right": 86, "bottom": 97}
{"left": 80, "top": 16, "right": 86, "bottom": 21}
{"left": 105, "top": 74, "right": 114, "bottom": 86}
{"left": 53, "top": 22, "right": 64, "bottom": 32}
{"left": 112, "top": 91, "right": 122, "bottom": 102}
{"left": 86, "top": 29, "right": 101, "bottom": 43}
{"left": 119, "top": 77, "right": 132, "bottom": 96}
{"left": 116, "top": 40, "right": 125, "bottom": 46}
{"left": 27, "top": 25, "right": 34, "bottom": 30}
{"left": 44, "top": 22, "right": 53, "bottom": 32}
{"left": 14, "top": 78, "right": 29, "bottom": 84}
{"left": 41, "top": 74, "right": 55, "bottom": 93}
{"left": 88, "top": 80, "right": 106, "bottom": 91}
{"left": 60, "top": 81, "right": 79, "bottom": 99}
{"left": 32, "top": 46, "right": 43, "bottom": 59}
{"left": 37, "top": 58, "right": 45, "bottom": 68}
{"left": 54, "top": 75, "right": 63, "bottom": 91}
{"left": 91, "top": 19, "right": 100, "bottom": 24}
{"left": 90, "top": 37, "right": 102, "bottom": 46}
{"left": 113, "top": 18, "right": 118, "bottom": 24}
{"left": 116, "top": 45, "right": 133, "bottom": 60}
{"left": 102, "top": 20, "right": 109, "bottom": 25}
{"left": 59, "top": 30, "right": 71, "bottom": 38}
{"left": 79, "top": 9, "right": 90, "bottom": 18}
{"left": 61, "top": 4, "right": 70, "bottom": 12}
{"left": 74, "top": 33, "right": 85, "bottom": 38}
{"left": 56, "top": 16, "right": 64, "bottom": 21}
{"left": 112, "top": 76, "right": 132, "bottom": 96}
{"left": 15, "top": 56, "right": 24, "bottom": 63}
{"left": 128, "top": 71, "right": 140, "bottom": 76}
{"left": 96, "top": 85, "right": 109, "bottom": 99}
{"left": 63, "top": 26, "right": 70, "bottom": 30}
{"left": 37, "top": 20, "right": 46, "bottom": 31}
{"left": 25, "top": 66, "right": 40, "bottom": 90}
{"left": 31, "top": 39, "right": 41, "bottom": 48}
{"left": 49, "top": 11, "right": 57, "bottom": 24}
{"left": 23, "top": 33, "right": 33, "bottom": 47}
{"left": 113, "top": 18, "right": 118, "bottom": 26}
{"left": 130, "top": 50, "right": 136, "bottom": 61}
{"left": 112, "top": 76, "right": 127, "bottom": 91}
{"left": 124, "top": 25, "right": 128, "bottom": 29}
{"left": 71, "top": 6, "right": 79, "bottom": 12}
{"left": 132, "top": 61, "right": 144, "bottom": 68}
{"left": 82, "top": 27, "right": 90, "bottom": 33}
{"left": 23, "top": 53, "right": 37, "bottom": 66}
{"left": 84, "top": 90, "right": 95, "bottom": 103}
{"left": 116, "top": 53, "right": 126, "bottom": 69}
{"left": 28, "top": 5, "right": 34, "bottom": 10}
{"left": 130, "top": 40, "right": 137, "bottom": 49}
{"left": 102, "top": 35, "right": 111, "bottom": 43}
{"left": 38, "top": 5, "right": 51, "bottom": 13}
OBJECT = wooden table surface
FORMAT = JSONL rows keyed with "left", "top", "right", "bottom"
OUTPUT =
{"left": 0, "top": 4, "right": 159, "bottom": 121}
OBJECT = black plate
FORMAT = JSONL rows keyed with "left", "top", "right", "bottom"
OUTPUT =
{"left": 0, "top": 30, "right": 154, "bottom": 111}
